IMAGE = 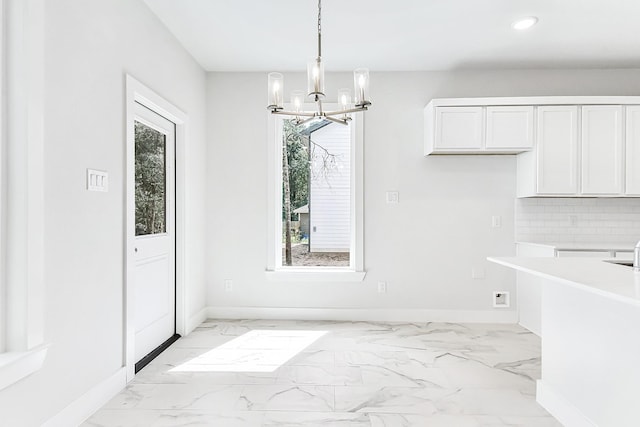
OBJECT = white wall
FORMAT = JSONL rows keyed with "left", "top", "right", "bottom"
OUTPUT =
{"left": 206, "top": 69, "right": 640, "bottom": 316}
{"left": 0, "top": 1, "right": 207, "bottom": 425}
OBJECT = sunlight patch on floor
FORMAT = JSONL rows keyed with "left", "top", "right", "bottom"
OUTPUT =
{"left": 170, "top": 330, "right": 327, "bottom": 373}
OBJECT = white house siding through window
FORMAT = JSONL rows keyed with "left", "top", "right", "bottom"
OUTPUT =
{"left": 306, "top": 122, "right": 351, "bottom": 253}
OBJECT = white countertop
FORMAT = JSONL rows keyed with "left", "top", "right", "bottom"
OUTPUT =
{"left": 488, "top": 256, "right": 640, "bottom": 307}
{"left": 516, "top": 241, "right": 637, "bottom": 252}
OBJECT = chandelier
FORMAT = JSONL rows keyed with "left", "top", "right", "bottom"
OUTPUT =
{"left": 267, "top": 0, "right": 371, "bottom": 126}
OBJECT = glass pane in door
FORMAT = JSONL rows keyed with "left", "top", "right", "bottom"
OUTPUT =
{"left": 135, "top": 121, "right": 167, "bottom": 236}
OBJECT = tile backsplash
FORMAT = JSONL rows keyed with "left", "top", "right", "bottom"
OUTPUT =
{"left": 516, "top": 198, "right": 640, "bottom": 244}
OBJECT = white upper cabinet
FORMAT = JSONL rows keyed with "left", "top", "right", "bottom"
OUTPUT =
{"left": 626, "top": 106, "right": 640, "bottom": 196}
{"left": 581, "top": 106, "right": 623, "bottom": 195}
{"left": 433, "top": 106, "right": 483, "bottom": 151}
{"left": 486, "top": 106, "right": 534, "bottom": 150}
{"left": 536, "top": 106, "right": 579, "bottom": 195}
{"left": 424, "top": 103, "right": 534, "bottom": 155}
{"left": 425, "top": 97, "right": 640, "bottom": 197}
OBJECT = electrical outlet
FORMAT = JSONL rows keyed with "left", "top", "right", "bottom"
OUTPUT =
{"left": 386, "top": 191, "right": 399, "bottom": 204}
{"left": 568, "top": 215, "right": 578, "bottom": 226}
{"left": 224, "top": 279, "right": 233, "bottom": 292}
{"left": 493, "top": 291, "right": 510, "bottom": 308}
{"left": 377, "top": 281, "right": 387, "bottom": 293}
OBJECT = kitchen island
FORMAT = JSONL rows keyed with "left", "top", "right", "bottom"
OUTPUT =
{"left": 489, "top": 256, "right": 640, "bottom": 427}
{"left": 513, "top": 242, "right": 637, "bottom": 337}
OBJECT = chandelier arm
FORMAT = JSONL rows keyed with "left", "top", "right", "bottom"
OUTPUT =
{"left": 324, "top": 106, "right": 369, "bottom": 116}
{"left": 270, "top": 110, "right": 317, "bottom": 118}
{"left": 296, "top": 116, "right": 320, "bottom": 126}
{"left": 324, "top": 116, "right": 350, "bottom": 126}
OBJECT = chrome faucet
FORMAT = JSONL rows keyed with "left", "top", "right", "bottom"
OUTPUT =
{"left": 635, "top": 240, "right": 640, "bottom": 272}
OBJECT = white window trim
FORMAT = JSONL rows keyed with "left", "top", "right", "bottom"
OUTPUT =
{"left": 0, "top": 0, "right": 6, "bottom": 356}
{"left": 266, "top": 103, "right": 365, "bottom": 282}
{"left": 0, "top": 0, "right": 50, "bottom": 392}
{"left": 125, "top": 75, "right": 188, "bottom": 382}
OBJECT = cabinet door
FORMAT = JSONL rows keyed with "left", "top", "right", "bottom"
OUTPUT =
{"left": 581, "top": 106, "right": 623, "bottom": 195}
{"left": 626, "top": 106, "right": 640, "bottom": 196}
{"left": 486, "top": 106, "right": 534, "bottom": 150}
{"left": 536, "top": 106, "right": 579, "bottom": 194}
{"left": 434, "top": 106, "right": 483, "bottom": 150}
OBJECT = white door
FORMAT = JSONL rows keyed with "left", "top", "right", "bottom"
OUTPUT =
{"left": 581, "top": 105, "right": 623, "bottom": 195}
{"left": 536, "top": 106, "right": 579, "bottom": 194}
{"left": 133, "top": 102, "right": 176, "bottom": 363}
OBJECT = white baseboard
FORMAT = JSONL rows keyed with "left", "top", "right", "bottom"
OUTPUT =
{"left": 43, "top": 367, "right": 126, "bottom": 427}
{"left": 202, "top": 306, "right": 518, "bottom": 324}
{"left": 537, "top": 380, "right": 596, "bottom": 427}
{"left": 186, "top": 307, "right": 209, "bottom": 335}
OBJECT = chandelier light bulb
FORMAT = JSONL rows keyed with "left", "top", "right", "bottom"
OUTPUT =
{"left": 267, "top": 72, "right": 284, "bottom": 110}
{"left": 353, "top": 68, "right": 370, "bottom": 107}
{"left": 313, "top": 66, "right": 320, "bottom": 92}
{"left": 338, "top": 88, "right": 351, "bottom": 119}
{"left": 307, "top": 58, "right": 325, "bottom": 98}
{"left": 291, "top": 90, "right": 305, "bottom": 115}
{"left": 338, "top": 88, "right": 351, "bottom": 108}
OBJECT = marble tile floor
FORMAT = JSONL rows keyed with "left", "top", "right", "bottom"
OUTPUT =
{"left": 84, "top": 320, "right": 562, "bottom": 427}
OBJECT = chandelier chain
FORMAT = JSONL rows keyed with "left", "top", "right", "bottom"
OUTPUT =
{"left": 317, "top": 0, "right": 322, "bottom": 58}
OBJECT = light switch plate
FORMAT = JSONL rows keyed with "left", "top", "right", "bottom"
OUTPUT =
{"left": 87, "top": 169, "right": 108, "bottom": 192}
{"left": 491, "top": 216, "right": 501, "bottom": 228}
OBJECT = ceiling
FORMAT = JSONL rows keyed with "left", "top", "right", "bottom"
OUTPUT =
{"left": 143, "top": 0, "right": 640, "bottom": 72}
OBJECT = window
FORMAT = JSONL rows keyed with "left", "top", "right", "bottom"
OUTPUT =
{"left": 134, "top": 120, "right": 168, "bottom": 236}
{"left": 267, "top": 104, "right": 365, "bottom": 281}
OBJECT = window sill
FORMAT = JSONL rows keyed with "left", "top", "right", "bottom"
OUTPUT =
{"left": 265, "top": 268, "right": 367, "bottom": 282}
{"left": 0, "top": 344, "right": 50, "bottom": 391}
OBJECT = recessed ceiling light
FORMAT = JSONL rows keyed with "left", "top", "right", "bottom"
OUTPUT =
{"left": 512, "top": 16, "right": 538, "bottom": 30}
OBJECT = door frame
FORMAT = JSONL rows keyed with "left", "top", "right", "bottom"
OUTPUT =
{"left": 125, "top": 75, "right": 187, "bottom": 382}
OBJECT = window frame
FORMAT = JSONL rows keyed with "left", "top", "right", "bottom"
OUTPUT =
{"left": 0, "top": 0, "right": 6, "bottom": 355}
{"left": 266, "top": 103, "right": 365, "bottom": 282}
{"left": 0, "top": 0, "right": 49, "bottom": 392}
